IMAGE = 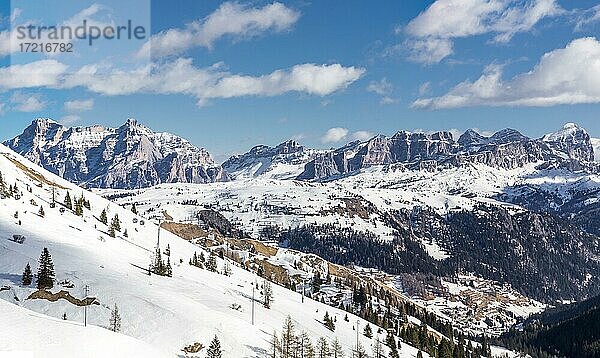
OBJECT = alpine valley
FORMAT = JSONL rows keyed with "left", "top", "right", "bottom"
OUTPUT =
{"left": 2, "top": 118, "right": 600, "bottom": 358}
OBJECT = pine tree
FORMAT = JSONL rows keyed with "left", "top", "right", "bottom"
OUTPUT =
{"left": 206, "top": 254, "right": 217, "bottom": 272}
{"left": 417, "top": 351, "right": 423, "bottom": 358}
{"left": 207, "top": 335, "right": 222, "bottom": 358}
{"left": 109, "top": 304, "right": 121, "bottom": 332}
{"left": 100, "top": 209, "right": 108, "bottom": 225}
{"left": 123, "top": 229, "right": 128, "bottom": 238}
{"left": 131, "top": 203, "right": 137, "bottom": 215}
{"left": 38, "top": 205, "right": 45, "bottom": 217}
{"left": 353, "top": 342, "right": 367, "bottom": 358}
{"left": 281, "top": 316, "right": 296, "bottom": 358}
{"left": 372, "top": 335, "right": 384, "bottom": 358}
{"left": 364, "top": 324, "right": 373, "bottom": 338}
{"left": 64, "top": 192, "right": 72, "bottom": 210}
{"left": 331, "top": 337, "right": 344, "bottom": 358}
{"left": 111, "top": 214, "right": 121, "bottom": 232}
{"left": 317, "top": 337, "right": 330, "bottom": 358}
{"left": 75, "top": 199, "right": 83, "bottom": 216}
{"left": 37, "top": 248, "right": 55, "bottom": 289}
{"left": 386, "top": 331, "right": 399, "bottom": 358}
{"left": 108, "top": 225, "right": 116, "bottom": 238}
{"left": 263, "top": 280, "right": 273, "bottom": 309}
{"left": 22, "top": 263, "right": 33, "bottom": 286}
{"left": 223, "top": 262, "right": 232, "bottom": 276}
{"left": 324, "top": 312, "right": 335, "bottom": 331}
{"left": 166, "top": 256, "right": 173, "bottom": 277}
{"left": 270, "top": 331, "right": 280, "bottom": 358}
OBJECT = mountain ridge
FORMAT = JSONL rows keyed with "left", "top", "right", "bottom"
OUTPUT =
{"left": 3, "top": 118, "right": 229, "bottom": 189}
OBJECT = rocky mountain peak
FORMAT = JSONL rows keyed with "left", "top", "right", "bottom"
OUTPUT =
{"left": 458, "top": 129, "right": 486, "bottom": 148}
{"left": 488, "top": 128, "right": 529, "bottom": 144}
{"left": 3, "top": 118, "right": 228, "bottom": 189}
{"left": 542, "top": 122, "right": 594, "bottom": 162}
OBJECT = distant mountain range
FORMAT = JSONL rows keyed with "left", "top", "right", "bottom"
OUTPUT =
{"left": 4, "top": 118, "right": 228, "bottom": 189}
{"left": 4, "top": 119, "right": 599, "bottom": 189}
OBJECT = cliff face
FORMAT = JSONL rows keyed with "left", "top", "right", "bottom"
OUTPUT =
{"left": 4, "top": 118, "right": 228, "bottom": 189}
{"left": 299, "top": 124, "right": 596, "bottom": 180}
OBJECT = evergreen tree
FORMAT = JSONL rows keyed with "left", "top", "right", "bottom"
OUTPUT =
{"left": 206, "top": 254, "right": 217, "bottom": 272}
{"left": 100, "top": 209, "right": 108, "bottom": 225}
{"left": 109, "top": 304, "right": 121, "bottom": 332}
{"left": 353, "top": 342, "right": 367, "bottom": 358}
{"left": 317, "top": 337, "right": 330, "bottom": 358}
{"left": 75, "top": 199, "right": 83, "bottom": 216}
{"left": 123, "top": 229, "right": 128, "bottom": 238}
{"left": 417, "top": 351, "right": 423, "bottom": 358}
{"left": 263, "top": 280, "right": 273, "bottom": 309}
{"left": 372, "top": 335, "right": 384, "bottom": 358}
{"left": 111, "top": 214, "right": 121, "bottom": 232}
{"left": 38, "top": 205, "right": 45, "bottom": 217}
{"left": 108, "top": 225, "right": 116, "bottom": 238}
{"left": 131, "top": 203, "right": 137, "bottom": 215}
{"left": 363, "top": 324, "right": 373, "bottom": 338}
{"left": 64, "top": 192, "right": 72, "bottom": 210}
{"left": 21, "top": 263, "right": 33, "bottom": 286}
{"left": 270, "top": 331, "right": 281, "bottom": 358}
{"left": 331, "top": 337, "right": 344, "bottom": 358}
{"left": 281, "top": 316, "right": 296, "bottom": 358}
{"left": 207, "top": 335, "right": 222, "bottom": 358}
{"left": 323, "top": 311, "right": 335, "bottom": 331}
{"left": 386, "top": 331, "right": 400, "bottom": 358}
{"left": 37, "top": 248, "right": 55, "bottom": 289}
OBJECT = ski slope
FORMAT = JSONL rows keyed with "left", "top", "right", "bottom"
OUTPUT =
{"left": 0, "top": 143, "right": 428, "bottom": 357}
{"left": 0, "top": 299, "right": 169, "bottom": 358}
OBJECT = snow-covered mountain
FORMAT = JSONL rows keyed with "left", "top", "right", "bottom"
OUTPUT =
{"left": 0, "top": 142, "right": 437, "bottom": 357}
{"left": 299, "top": 123, "right": 597, "bottom": 181}
{"left": 4, "top": 118, "right": 229, "bottom": 189}
{"left": 222, "top": 140, "right": 322, "bottom": 180}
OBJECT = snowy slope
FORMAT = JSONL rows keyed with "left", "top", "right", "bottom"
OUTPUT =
{"left": 0, "top": 299, "right": 169, "bottom": 358}
{"left": 592, "top": 138, "right": 600, "bottom": 161}
{"left": 0, "top": 143, "right": 428, "bottom": 357}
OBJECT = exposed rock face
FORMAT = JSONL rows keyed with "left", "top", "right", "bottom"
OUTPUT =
{"left": 299, "top": 125, "right": 597, "bottom": 180}
{"left": 4, "top": 118, "right": 228, "bottom": 189}
{"left": 223, "top": 140, "right": 319, "bottom": 179}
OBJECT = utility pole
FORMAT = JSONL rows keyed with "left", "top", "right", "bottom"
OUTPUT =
{"left": 157, "top": 218, "right": 162, "bottom": 248}
{"left": 251, "top": 284, "right": 255, "bottom": 325}
{"left": 83, "top": 285, "right": 89, "bottom": 327}
{"left": 355, "top": 319, "right": 360, "bottom": 357}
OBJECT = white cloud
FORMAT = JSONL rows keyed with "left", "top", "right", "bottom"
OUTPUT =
{"left": 60, "top": 115, "right": 81, "bottom": 125}
{"left": 406, "top": 38, "right": 454, "bottom": 65}
{"left": 403, "top": 0, "right": 563, "bottom": 63}
{"left": 412, "top": 37, "right": 600, "bottom": 109}
{"left": 64, "top": 99, "right": 94, "bottom": 112}
{"left": 202, "top": 63, "right": 364, "bottom": 100}
{"left": 10, "top": 92, "right": 46, "bottom": 112}
{"left": 320, "top": 128, "right": 375, "bottom": 144}
{"left": 0, "top": 60, "right": 68, "bottom": 89}
{"left": 351, "top": 130, "right": 375, "bottom": 141}
{"left": 380, "top": 96, "right": 398, "bottom": 105}
{"left": 0, "top": 59, "right": 362, "bottom": 107}
{"left": 575, "top": 5, "right": 600, "bottom": 31}
{"left": 321, "top": 127, "right": 349, "bottom": 144}
{"left": 367, "top": 78, "right": 393, "bottom": 96}
{"left": 367, "top": 78, "right": 398, "bottom": 104}
{"left": 138, "top": 2, "right": 300, "bottom": 58}
{"left": 419, "top": 81, "right": 431, "bottom": 95}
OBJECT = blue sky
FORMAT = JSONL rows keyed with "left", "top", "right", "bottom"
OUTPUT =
{"left": 1, "top": 0, "right": 600, "bottom": 161}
